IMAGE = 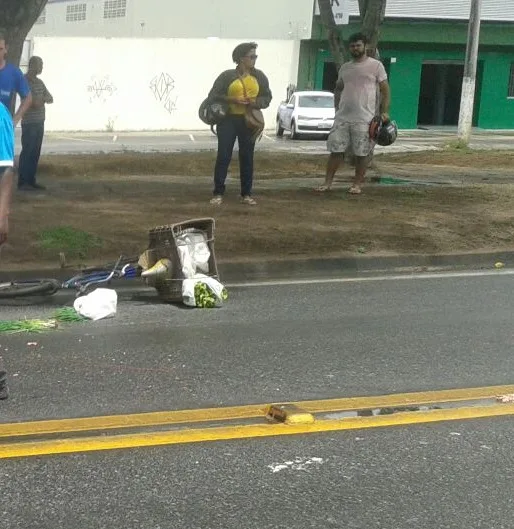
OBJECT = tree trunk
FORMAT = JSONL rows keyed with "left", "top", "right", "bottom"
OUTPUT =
{"left": 359, "top": 0, "right": 387, "bottom": 59}
{"left": 357, "top": 0, "right": 386, "bottom": 168}
{"left": 0, "top": 0, "right": 48, "bottom": 66}
{"left": 316, "top": 0, "right": 387, "bottom": 167}
{"left": 317, "top": 0, "right": 346, "bottom": 68}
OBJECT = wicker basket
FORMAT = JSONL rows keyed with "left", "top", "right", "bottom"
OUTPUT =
{"left": 146, "top": 218, "right": 219, "bottom": 302}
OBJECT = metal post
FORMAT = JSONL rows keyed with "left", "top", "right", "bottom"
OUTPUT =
{"left": 457, "top": 0, "right": 482, "bottom": 144}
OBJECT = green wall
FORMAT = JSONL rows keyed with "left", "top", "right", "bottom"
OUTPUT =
{"left": 301, "top": 19, "right": 514, "bottom": 129}
{"left": 297, "top": 40, "right": 318, "bottom": 90}
{"left": 310, "top": 18, "right": 514, "bottom": 47}
{"left": 479, "top": 53, "right": 514, "bottom": 128}
{"left": 386, "top": 50, "right": 422, "bottom": 129}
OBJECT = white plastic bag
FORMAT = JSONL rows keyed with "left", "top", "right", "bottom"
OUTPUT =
{"left": 73, "top": 288, "right": 118, "bottom": 320}
{"left": 182, "top": 275, "right": 227, "bottom": 308}
{"left": 176, "top": 230, "right": 210, "bottom": 278}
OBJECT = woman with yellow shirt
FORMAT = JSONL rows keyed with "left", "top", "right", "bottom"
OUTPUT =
{"left": 207, "top": 42, "right": 272, "bottom": 205}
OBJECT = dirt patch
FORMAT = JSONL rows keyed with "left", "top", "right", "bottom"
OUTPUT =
{"left": 37, "top": 152, "right": 328, "bottom": 180}
{"left": 36, "top": 150, "right": 514, "bottom": 183}
{"left": 4, "top": 174, "right": 514, "bottom": 269}
{"left": 376, "top": 150, "right": 514, "bottom": 169}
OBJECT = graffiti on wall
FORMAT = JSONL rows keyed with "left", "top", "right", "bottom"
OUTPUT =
{"left": 87, "top": 76, "right": 117, "bottom": 104}
{"left": 149, "top": 72, "right": 178, "bottom": 114}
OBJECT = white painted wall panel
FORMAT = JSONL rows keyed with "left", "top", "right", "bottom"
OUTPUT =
{"left": 32, "top": 37, "right": 298, "bottom": 131}
{"left": 32, "top": 0, "right": 314, "bottom": 39}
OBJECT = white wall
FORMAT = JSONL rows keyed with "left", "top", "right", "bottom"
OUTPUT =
{"left": 131, "top": 0, "right": 314, "bottom": 40}
{"left": 32, "top": 0, "right": 314, "bottom": 39}
{"left": 31, "top": 37, "right": 298, "bottom": 131}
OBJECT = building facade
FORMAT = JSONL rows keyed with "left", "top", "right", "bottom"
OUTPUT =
{"left": 26, "top": 0, "right": 514, "bottom": 130}
{"left": 26, "top": 0, "right": 314, "bottom": 131}
{"left": 300, "top": 0, "right": 514, "bottom": 129}
{"left": 31, "top": 0, "right": 314, "bottom": 40}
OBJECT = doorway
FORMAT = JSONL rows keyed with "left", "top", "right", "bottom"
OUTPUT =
{"left": 322, "top": 61, "right": 338, "bottom": 91}
{"left": 417, "top": 61, "right": 483, "bottom": 127}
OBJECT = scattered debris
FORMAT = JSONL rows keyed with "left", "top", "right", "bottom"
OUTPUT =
{"left": 496, "top": 393, "right": 514, "bottom": 403}
{"left": 268, "top": 457, "right": 324, "bottom": 473}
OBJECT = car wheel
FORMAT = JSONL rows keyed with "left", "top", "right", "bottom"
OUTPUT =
{"left": 275, "top": 117, "right": 284, "bottom": 137}
{"left": 290, "top": 120, "right": 300, "bottom": 140}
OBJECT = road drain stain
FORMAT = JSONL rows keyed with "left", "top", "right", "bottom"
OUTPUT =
{"left": 323, "top": 398, "right": 496, "bottom": 420}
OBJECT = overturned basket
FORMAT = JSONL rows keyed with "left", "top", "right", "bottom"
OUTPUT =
{"left": 144, "top": 218, "right": 219, "bottom": 302}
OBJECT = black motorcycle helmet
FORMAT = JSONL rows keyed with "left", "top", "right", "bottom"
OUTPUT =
{"left": 369, "top": 116, "right": 398, "bottom": 146}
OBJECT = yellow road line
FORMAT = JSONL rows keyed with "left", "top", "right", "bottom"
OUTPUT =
{"left": 0, "top": 404, "right": 268, "bottom": 438}
{"left": 293, "top": 385, "right": 514, "bottom": 412}
{"left": 1, "top": 384, "right": 513, "bottom": 439}
{"left": 1, "top": 404, "right": 513, "bottom": 460}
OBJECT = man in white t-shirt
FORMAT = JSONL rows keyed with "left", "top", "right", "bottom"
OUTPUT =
{"left": 316, "top": 32, "right": 391, "bottom": 195}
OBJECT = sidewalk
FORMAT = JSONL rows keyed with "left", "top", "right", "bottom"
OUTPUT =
{"left": 17, "top": 128, "right": 514, "bottom": 157}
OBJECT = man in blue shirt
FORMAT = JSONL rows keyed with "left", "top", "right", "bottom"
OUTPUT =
{"left": 0, "top": 35, "right": 31, "bottom": 244}
{"left": 0, "top": 36, "right": 32, "bottom": 123}
{"left": 0, "top": 35, "right": 31, "bottom": 401}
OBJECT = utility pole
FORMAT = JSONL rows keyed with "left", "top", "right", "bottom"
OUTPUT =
{"left": 457, "top": 0, "right": 482, "bottom": 144}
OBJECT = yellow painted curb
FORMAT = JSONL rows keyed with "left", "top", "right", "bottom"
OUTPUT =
{"left": 1, "top": 404, "right": 513, "bottom": 460}
{"left": 2, "top": 384, "right": 513, "bottom": 439}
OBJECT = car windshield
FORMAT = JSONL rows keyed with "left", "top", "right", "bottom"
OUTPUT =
{"left": 298, "top": 95, "right": 334, "bottom": 108}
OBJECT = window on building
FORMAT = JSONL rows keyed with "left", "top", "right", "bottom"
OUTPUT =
{"left": 509, "top": 63, "right": 514, "bottom": 98}
{"left": 66, "top": 3, "right": 87, "bottom": 22}
{"left": 104, "top": 0, "right": 127, "bottom": 19}
{"left": 36, "top": 8, "right": 46, "bottom": 25}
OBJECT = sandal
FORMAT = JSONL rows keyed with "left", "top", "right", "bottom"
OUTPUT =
{"left": 241, "top": 196, "right": 257, "bottom": 205}
{"left": 348, "top": 185, "right": 362, "bottom": 195}
{"left": 314, "top": 184, "right": 332, "bottom": 192}
{"left": 210, "top": 195, "right": 223, "bottom": 205}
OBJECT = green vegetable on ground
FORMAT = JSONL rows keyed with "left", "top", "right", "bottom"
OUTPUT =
{"left": 53, "top": 307, "right": 86, "bottom": 322}
{"left": 194, "top": 283, "right": 228, "bottom": 308}
{"left": 0, "top": 307, "right": 86, "bottom": 334}
{"left": 0, "top": 320, "right": 58, "bottom": 334}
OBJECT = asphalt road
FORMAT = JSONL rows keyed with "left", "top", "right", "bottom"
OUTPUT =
{"left": 1, "top": 271, "right": 514, "bottom": 528}
{"left": 3, "top": 418, "right": 513, "bottom": 529}
{"left": 11, "top": 128, "right": 514, "bottom": 156}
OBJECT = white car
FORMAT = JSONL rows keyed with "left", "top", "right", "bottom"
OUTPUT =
{"left": 276, "top": 90, "right": 335, "bottom": 139}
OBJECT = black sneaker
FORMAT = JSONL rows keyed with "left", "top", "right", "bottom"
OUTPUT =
{"left": 30, "top": 183, "right": 46, "bottom": 190}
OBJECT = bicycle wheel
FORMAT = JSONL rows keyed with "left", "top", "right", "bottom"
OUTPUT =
{"left": 0, "top": 279, "right": 61, "bottom": 299}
